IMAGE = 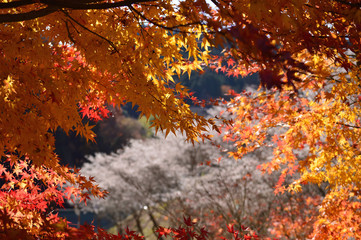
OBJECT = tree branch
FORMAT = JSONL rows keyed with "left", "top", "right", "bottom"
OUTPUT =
{"left": 337, "top": 122, "right": 361, "bottom": 129}
{"left": 129, "top": 5, "right": 201, "bottom": 32}
{"left": 0, "top": 6, "right": 58, "bottom": 23}
{"left": 333, "top": 0, "right": 361, "bottom": 8}
{"left": 0, "top": 0, "right": 157, "bottom": 23}
{"left": 40, "top": 0, "right": 156, "bottom": 10}
{"left": 62, "top": 10, "right": 120, "bottom": 54}
{"left": 0, "top": 0, "right": 34, "bottom": 9}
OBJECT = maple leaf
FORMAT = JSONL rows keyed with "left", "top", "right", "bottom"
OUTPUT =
{"left": 64, "top": 186, "right": 77, "bottom": 200}
{"left": 0, "top": 165, "right": 6, "bottom": 175}
{"left": 227, "top": 58, "right": 236, "bottom": 67}
{"left": 183, "top": 216, "right": 194, "bottom": 227}
{"left": 156, "top": 226, "right": 172, "bottom": 238}
{"left": 1, "top": 0, "right": 360, "bottom": 238}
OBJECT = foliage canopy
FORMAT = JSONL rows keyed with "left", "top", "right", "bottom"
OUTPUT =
{"left": 0, "top": 0, "right": 361, "bottom": 239}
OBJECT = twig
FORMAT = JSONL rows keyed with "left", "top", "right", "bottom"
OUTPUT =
{"left": 62, "top": 10, "right": 120, "bottom": 54}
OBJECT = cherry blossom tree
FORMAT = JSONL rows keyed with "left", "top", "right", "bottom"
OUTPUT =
{"left": 80, "top": 107, "right": 285, "bottom": 238}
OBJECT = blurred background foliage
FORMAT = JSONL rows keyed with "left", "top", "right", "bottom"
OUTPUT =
{"left": 55, "top": 67, "right": 258, "bottom": 168}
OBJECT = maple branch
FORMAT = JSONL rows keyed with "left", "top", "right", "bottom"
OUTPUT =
{"left": 40, "top": 0, "right": 157, "bottom": 10}
{"left": 0, "top": 0, "right": 156, "bottom": 10}
{"left": 209, "top": 0, "right": 221, "bottom": 9}
{"left": 129, "top": 5, "right": 202, "bottom": 32}
{"left": 132, "top": 11, "right": 152, "bottom": 38}
{"left": 0, "top": 6, "right": 58, "bottom": 23}
{"left": 337, "top": 123, "right": 361, "bottom": 129}
{"left": 333, "top": 0, "right": 361, "bottom": 8}
{"left": 0, "top": 0, "right": 156, "bottom": 23}
{"left": 62, "top": 10, "right": 120, "bottom": 54}
{"left": 65, "top": 20, "right": 77, "bottom": 44}
{"left": 0, "top": 0, "right": 34, "bottom": 9}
